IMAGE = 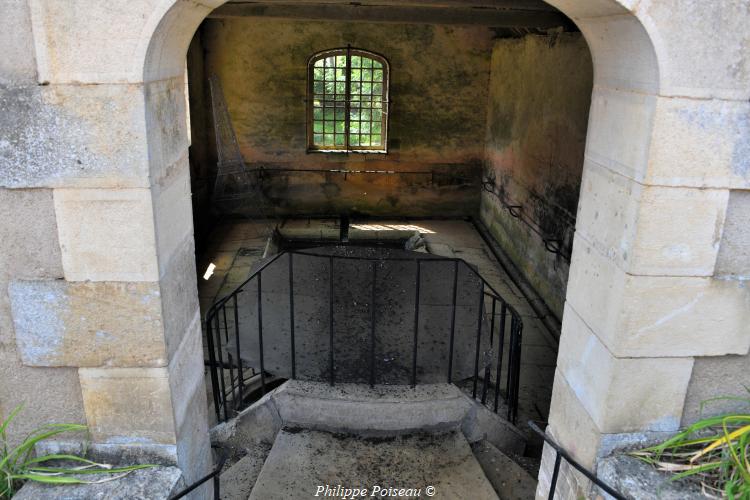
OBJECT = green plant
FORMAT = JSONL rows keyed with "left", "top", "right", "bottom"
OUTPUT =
{"left": 1, "top": 406, "right": 154, "bottom": 499}
{"left": 630, "top": 393, "right": 750, "bottom": 499}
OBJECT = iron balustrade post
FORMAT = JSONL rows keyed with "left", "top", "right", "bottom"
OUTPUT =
{"left": 482, "top": 297, "right": 497, "bottom": 405}
{"left": 205, "top": 312, "right": 222, "bottom": 423}
{"left": 233, "top": 294, "right": 243, "bottom": 412}
{"left": 447, "top": 260, "right": 459, "bottom": 384}
{"left": 548, "top": 452, "right": 562, "bottom": 500}
{"left": 370, "top": 261, "right": 377, "bottom": 388}
{"left": 257, "top": 273, "right": 266, "bottom": 396}
{"left": 288, "top": 253, "right": 296, "bottom": 379}
{"left": 329, "top": 255, "right": 335, "bottom": 386}
{"left": 472, "top": 282, "right": 484, "bottom": 399}
{"left": 411, "top": 260, "right": 421, "bottom": 388}
{"left": 222, "top": 306, "right": 235, "bottom": 411}
{"left": 213, "top": 312, "right": 228, "bottom": 422}
{"left": 494, "top": 302, "right": 507, "bottom": 413}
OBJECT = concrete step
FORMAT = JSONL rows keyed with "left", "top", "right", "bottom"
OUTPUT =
{"left": 471, "top": 440, "right": 538, "bottom": 500}
{"left": 219, "top": 443, "right": 271, "bottom": 500}
{"left": 249, "top": 428, "right": 499, "bottom": 500}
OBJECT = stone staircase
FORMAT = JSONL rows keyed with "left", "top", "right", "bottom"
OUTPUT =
{"left": 211, "top": 380, "right": 537, "bottom": 499}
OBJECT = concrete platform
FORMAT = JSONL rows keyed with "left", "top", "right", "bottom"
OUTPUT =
{"left": 249, "top": 429, "right": 499, "bottom": 500}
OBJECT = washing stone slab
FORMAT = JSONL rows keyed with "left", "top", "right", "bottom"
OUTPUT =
{"left": 249, "top": 428, "right": 499, "bottom": 500}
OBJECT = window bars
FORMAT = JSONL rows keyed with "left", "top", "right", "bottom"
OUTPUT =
{"left": 308, "top": 46, "right": 389, "bottom": 153}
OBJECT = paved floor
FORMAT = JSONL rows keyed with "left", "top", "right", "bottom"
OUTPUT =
{"left": 197, "top": 218, "right": 558, "bottom": 432}
{"left": 248, "top": 429, "right": 499, "bottom": 500}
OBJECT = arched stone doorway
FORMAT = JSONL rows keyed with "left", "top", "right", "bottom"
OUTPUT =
{"left": 4, "top": 0, "right": 748, "bottom": 498}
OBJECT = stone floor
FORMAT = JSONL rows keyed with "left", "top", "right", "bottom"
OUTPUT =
{"left": 248, "top": 429, "right": 499, "bottom": 500}
{"left": 197, "top": 218, "right": 558, "bottom": 435}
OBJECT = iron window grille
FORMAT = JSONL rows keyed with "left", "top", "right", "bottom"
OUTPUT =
{"left": 307, "top": 46, "right": 389, "bottom": 153}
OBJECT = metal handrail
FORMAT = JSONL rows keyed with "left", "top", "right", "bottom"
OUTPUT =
{"left": 205, "top": 249, "right": 525, "bottom": 424}
{"left": 528, "top": 421, "right": 626, "bottom": 500}
{"left": 169, "top": 447, "right": 228, "bottom": 500}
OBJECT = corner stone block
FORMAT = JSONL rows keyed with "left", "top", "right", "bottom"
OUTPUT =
{"left": 54, "top": 188, "right": 159, "bottom": 282}
{"left": 557, "top": 303, "right": 694, "bottom": 433}
{"left": 79, "top": 367, "right": 177, "bottom": 445}
{"left": 9, "top": 280, "right": 167, "bottom": 367}
{"left": 647, "top": 97, "right": 750, "bottom": 189}
{"left": 566, "top": 236, "right": 750, "bottom": 357}
{"left": 716, "top": 190, "right": 750, "bottom": 277}
{"left": 0, "top": 85, "right": 150, "bottom": 189}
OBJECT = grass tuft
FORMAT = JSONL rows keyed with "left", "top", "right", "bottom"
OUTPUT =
{"left": 630, "top": 391, "right": 750, "bottom": 499}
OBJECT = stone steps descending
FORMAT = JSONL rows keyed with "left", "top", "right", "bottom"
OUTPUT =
{"left": 212, "top": 380, "right": 529, "bottom": 499}
{"left": 248, "top": 428, "right": 499, "bottom": 500}
{"left": 471, "top": 440, "right": 538, "bottom": 500}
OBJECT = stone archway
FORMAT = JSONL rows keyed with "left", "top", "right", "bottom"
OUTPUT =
{"left": 8, "top": 1, "right": 747, "bottom": 498}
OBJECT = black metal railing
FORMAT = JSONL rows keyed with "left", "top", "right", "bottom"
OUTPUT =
{"left": 528, "top": 421, "right": 626, "bottom": 500}
{"left": 205, "top": 249, "right": 524, "bottom": 424}
{"left": 169, "top": 447, "right": 228, "bottom": 500}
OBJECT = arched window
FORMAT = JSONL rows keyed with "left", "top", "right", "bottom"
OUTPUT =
{"left": 308, "top": 48, "right": 389, "bottom": 153}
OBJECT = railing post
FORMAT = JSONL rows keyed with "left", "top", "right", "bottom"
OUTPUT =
{"left": 329, "top": 255, "right": 335, "bottom": 386}
{"left": 213, "top": 312, "right": 228, "bottom": 422}
{"left": 472, "top": 283, "right": 484, "bottom": 399}
{"left": 204, "top": 312, "right": 222, "bottom": 423}
{"left": 370, "top": 261, "right": 377, "bottom": 388}
{"left": 222, "top": 306, "right": 235, "bottom": 412}
{"left": 482, "top": 297, "right": 496, "bottom": 404}
{"left": 233, "top": 294, "right": 243, "bottom": 412}
{"left": 548, "top": 452, "right": 562, "bottom": 500}
{"left": 289, "top": 253, "right": 296, "bottom": 379}
{"left": 257, "top": 273, "right": 266, "bottom": 396}
{"left": 447, "top": 260, "right": 459, "bottom": 384}
{"left": 494, "top": 302, "right": 507, "bottom": 413}
{"left": 411, "top": 260, "right": 421, "bottom": 388}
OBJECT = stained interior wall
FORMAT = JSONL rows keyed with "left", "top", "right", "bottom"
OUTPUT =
{"left": 187, "top": 18, "right": 494, "bottom": 227}
{"left": 480, "top": 33, "right": 593, "bottom": 319}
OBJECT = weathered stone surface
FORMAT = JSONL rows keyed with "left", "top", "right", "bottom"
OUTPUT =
{"left": 647, "top": 97, "right": 750, "bottom": 189}
{"left": 249, "top": 429, "right": 499, "bottom": 500}
{"left": 0, "top": 345, "right": 85, "bottom": 447}
{"left": 9, "top": 280, "right": 166, "bottom": 367}
{"left": 0, "top": 85, "right": 150, "bottom": 188}
{"left": 219, "top": 444, "right": 271, "bottom": 500}
{"left": 462, "top": 401, "right": 527, "bottom": 456}
{"left": 576, "top": 160, "right": 729, "bottom": 276}
{"left": 597, "top": 454, "right": 704, "bottom": 499}
{"left": 54, "top": 188, "right": 159, "bottom": 282}
{"left": 557, "top": 304, "right": 693, "bottom": 433}
{"left": 0, "top": 0, "right": 37, "bottom": 84}
{"left": 174, "top": 379, "right": 212, "bottom": 490}
{"left": 585, "top": 87, "right": 657, "bottom": 184}
{"left": 13, "top": 465, "right": 185, "bottom": 500}
{"left": 212, "top": 391, "right": 283, "bottom": 448}
{"left": 566, "top": 236, "right": 750, "bottom": 357}
{"left": 682, "top": 353, "right": 750, "bottom": 425}
{"left": 145, "top": 77, "right": 190, "bottom": 186}
{"left": 637, "top": 0, "right": 750, "bottom": 101}
{"left": 472, "top": 440, "right": 537, "bottom": 500}
{"left": 79, "top": 367, "right": 177, "bottom": 444}
{"left": 716, "top": 190, "right": 750, "bottom": 277}
{"left": 546, "top": 370, "right": 602, "bottom": 469}
{"left": 168, "top": 311, "right": 204, "bottom": 430}
{"left": 0, "top": 188, "right": 64, "bottom": 346}
{"left": 273, "top": 381, "right": 469, "bottom": 436}
{"left": 159, "top": 234, "right": 200, "bottom": 360}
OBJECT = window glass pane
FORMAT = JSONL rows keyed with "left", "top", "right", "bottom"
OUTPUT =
{"left": 372, "top": 121, "right": 382, "bottom": 133}
{"left": 371, "top": 134, "right": 382, "bottom": 146}
{"left": 324, "top": 133, "right": 334, "bottom": 144}
{"left": 361, "top": 122, "right": 370, "bottom": 133}
{"left": 314, "top": 67, "right": 325, "bottom": 80}
{"left": 372, "top": 60, "right": 382, "bottom": 69}
{"left": 373, "top": 69, "right": 383, "bottom": 81}
{"left": 336, "top": 55, "right": 346, "bottom": 67}
{"left": 313, "top": 81, "right": 324, "bottom": 94}
{"left": 314, "top": 122, "right": 323, "bottom": 133}
{"left": 361, "top": 109, "right": 371, "bottom": 121}
{"left": 314, "top": 133, "right": 323, "bottom": 144}
{"left": 325, "top": 56, "right": 335, "bottom": 67}
{"left": 314, "top": 108, "right": 323, "bottom": 120}
{"left": 351, "top": 69, "right": 361, "bottom": 81}
{"left": 315, "top": 59, "right": 325, "bottom": 68}
{"left": 324, "top": 68, "right": 335, "bottom": 81}
{"left": 362, "top": 82, "right": 372, "bottom": 94}
{"left": 350, "top": 109, "right": 359, "bottom": 121}
{"left": 324, "top": 109, "right": 334, "bottom": 121}
{"left": 335, "top": 121, "right": 346, "bottom": 133}
{"left": 335, "top": 134, "right": 345, "bottom": 146}
{"left": 351, "top": 82, "right": 360, "bottom": 94}
{"left": 372, "top": 110, "right": 381, "bottom": 122}
{"left": 335, "top": 108, "right": 345, "bottom": 121}
{"left": 360, "top": 135, "right": 370, "bottom": 146}
{"left": 350, "top": 121, "right": 360, "bottom": 133}
{"left": 324, "top": 122, "right": 334, "bottom": 133}
{"left": 351, "top": 55, "right": 361, "bottom": 67}
{"left": 335, "top": 82, "right": 345, "bottom": 95}
{"left": 362, "top": 69, "right": 372, "bottom": 81}
{"left": 373, "top": 83, "right": 383, "bottom": 94}
{"left": 350, "top": 134, "right": 360, "bottom": 146}
{"left": 336, "top": 68, "right": 346, "bottom": 81}
{"left": 362, "top": 58, "right": 373, "bottom": 68}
